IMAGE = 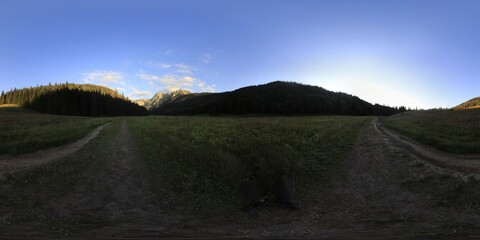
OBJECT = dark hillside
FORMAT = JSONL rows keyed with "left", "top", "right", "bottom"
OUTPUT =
{"left": 0, "top": 83, "right": 148, "bottom": 116}
{"left": 152, "top": 81, "right": 402, "bottom": 116}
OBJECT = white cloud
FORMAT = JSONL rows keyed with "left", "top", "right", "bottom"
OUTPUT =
{"left": 83, "top": 70, "right": 125, "bottom": 85}
{"left": 137, "top": 71, "right": 215, "bottom": 93}
{"left": 174, "top": 63, "right": 196, "bottom": 74}
{"left": 130, "top": 90, "right": 152, "bottom": 99}
{"left": 114, "top": 87, "right": 126, "bottom": 92}
{"left": 82, "top": 70, "right": 157, "bottom": 100}
{"left": 183, "top": 76, "right": 195, "bottom": 82}
{"left": 197, "top": 81, "right": 216, "bottom": 92}
{"left": 166, "top": 86, "right": 180, "bottom": 92}
{"left": 138, "top": 59, "right": 216, "bottom": 93}
{"left": 147, "top": 61, "right": 172, "bottom": 69}
{"left": 200, "top": 53, "right": 212, "bottom": 63}
{"left": 125, "top": 85, "right": 153, "bottom": 99}
{"left": 138, "top": 72, "right": 193, "bottom": 89}
{"left": 159, "top": 75, "right": 178, "bottom": 85}
{"left": 137, "top": 72, "right": 159, "bottom": 81}
{"left": 147, "top": 62, "right": 197, "bottom": 75}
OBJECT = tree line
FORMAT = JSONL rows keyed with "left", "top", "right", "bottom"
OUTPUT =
{"left": 0, "top": 83, "right": 148, "bottom": 116}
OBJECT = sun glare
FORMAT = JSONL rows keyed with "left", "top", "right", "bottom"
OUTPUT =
{"left": 303, "top": 55, "right": 432, "bottom": 109}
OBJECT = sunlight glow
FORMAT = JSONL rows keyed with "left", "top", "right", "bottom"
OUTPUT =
{"left": 303, "top": 56, "right": 433, "bottom": 109}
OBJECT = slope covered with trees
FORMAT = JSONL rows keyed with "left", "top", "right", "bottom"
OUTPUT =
{"left": 0, "top": 83, "right": 148, "bottom": 116}
{"left": 152, "top": 81, "right": 404, "bottom": 116}
{"left": 454, "top": 97, "right": 480, "bottom": 110}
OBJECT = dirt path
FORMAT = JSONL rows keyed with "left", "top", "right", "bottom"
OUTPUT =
{"left": 0, "top": 123, "right": 110, "bottom": 173}
{"left": 75, "top": 121, "right": 256, "bottom": 238}
{"left": 315, "top": 120, "right": 480, "bottom": 236}
{"left": 375, "top": 120, "right": 480, "bottom": 173}
{"left": 57, "top": 120, "right": 191, "bottom": 237}
{"left": 64, "top": 121, "right": 157, "bottom": 228}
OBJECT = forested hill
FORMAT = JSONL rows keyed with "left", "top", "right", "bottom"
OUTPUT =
{"left": 152, "top": 81, "right": 404, "bottom": 116}
{"left": 453, "top": 97, "right": 480, "bottom": 110}
{"left": 0, "top": 83, "right": 148, "bottom": 116}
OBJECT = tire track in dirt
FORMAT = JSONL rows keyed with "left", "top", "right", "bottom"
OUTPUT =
{"left": 0, "top": 123, "right": 110, "bottom": 173}
{"left": 375, "top": 120, "right": 480, "bottom": 174}
{"left": 315, "top": 119, "right": 480, "bottom": 236}
{"left": 77, "top": 120, "right": 158, "bottom": 223}
{"left": 68, "top": 120, "right": 182, "bottom": 237}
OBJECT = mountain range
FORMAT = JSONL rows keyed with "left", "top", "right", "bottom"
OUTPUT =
{"left": 3, "top": 81, "right": 477, "bottom": 117}
{"left": 134, "top": 89, "right": 192, "bottom": 110}
{"left": 146, "top": 81, "right": 404, "bottom": 116}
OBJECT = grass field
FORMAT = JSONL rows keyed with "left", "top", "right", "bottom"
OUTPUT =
{"left": 3, "top": 108, "right": 480, "bottom": 235}
{"left": 0, "top": 106, "right": 110, "bottom": 155}
{"left": 129, "top": 116, "right": 372, "bottom": 210}
{"left": 381, "top": 109, "right": 480, "bottom": 154}
{"left": 0, "top": 120, "right": 122, "bottom": 232}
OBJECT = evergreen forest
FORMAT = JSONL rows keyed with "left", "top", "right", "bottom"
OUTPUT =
{"left": 0, "top": 83, "right": 148, "bottom": 116}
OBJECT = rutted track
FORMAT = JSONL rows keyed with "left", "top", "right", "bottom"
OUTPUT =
{"left": 0, "top": 123, "right": 110, "bottom": 173}
{"left": 312, "top": 119, "right": 480, "bottom": 237}
{"left": 375, "top": 120, "right": 480, "bottom": 174}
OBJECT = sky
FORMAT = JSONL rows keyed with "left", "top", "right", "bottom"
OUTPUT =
{"left": 1, "top": 0, "right": 480, "bottom": 109}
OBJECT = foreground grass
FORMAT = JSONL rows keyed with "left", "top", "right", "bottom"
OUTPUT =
{"left": 129, "top": 116, "right": 372, "bottom": 211}
{"left": 0, "top": 107, "right": 109, "bottom": 155}
{"left": 381, "top": 109, "right": 480, "bottom": 154}
{"left": 0, "top": 120, "right": 121, "bottom": 233}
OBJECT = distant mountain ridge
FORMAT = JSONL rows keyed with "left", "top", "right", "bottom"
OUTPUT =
{"left": 454, "top": 97, "right": 480, "bottom": 110}
{"left": 150, "top": 81, "right": 403, "bottom": 116}
{"left": 135, "top": 89, "right": 191, "bottom": 110}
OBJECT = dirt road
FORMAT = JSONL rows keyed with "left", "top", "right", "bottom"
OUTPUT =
{"left": 0, "top": 123, "right": 110, "bottom": 173}
{"left": 53, "top": 120, "right": 169, "bottom": 236}
{"left": 313, "top": 120, "right": 480, "bottom": 236}
{"left": 375, "top": 120, "right": 480, "bottom": 173}
{"left": 47, "top": 120, "right": 215, "bottom": 238}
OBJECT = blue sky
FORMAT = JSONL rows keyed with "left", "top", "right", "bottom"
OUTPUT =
{"left": 1, "top": 0, "right": 479, "bottom": 108}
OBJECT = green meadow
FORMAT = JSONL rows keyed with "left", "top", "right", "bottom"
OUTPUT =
{"left": 1, "top": 107, "right": 372, "bottom": 211}
{"left": 3, "top": 107, "right": 480, "bottom": 235}
{"left": 0, "top": 107, "right": 109, "bottom": 155}
{"left": 381, "top": 109, "right": 480, "bottom": 154}
{"left": 0, "top": 120, "right": 123, "bottom": 232}
{"left": 129, "top": 116, "right": 372, "bottom": 210}
{"left": 4, "top": 105, "right": 480, "bottom": 215}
